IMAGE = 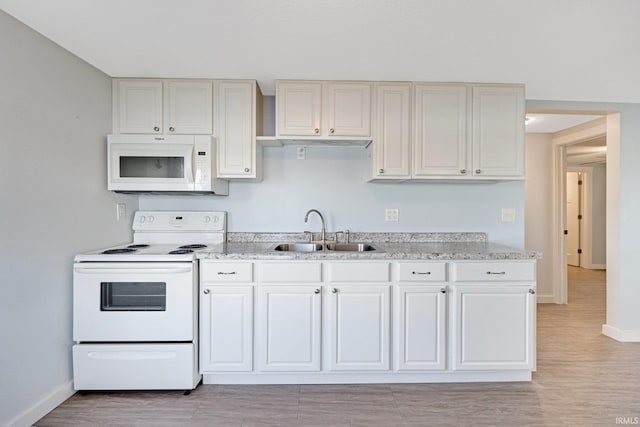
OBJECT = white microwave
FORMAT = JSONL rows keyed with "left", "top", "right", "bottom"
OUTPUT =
{"left": 107, "top": 134, "right": 228, "bottom": 194}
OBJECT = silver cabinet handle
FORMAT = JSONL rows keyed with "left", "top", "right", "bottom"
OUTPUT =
{"left": 440, "top": 288, "right": 446, "bottom": 294}
{"left": 379, "top": 168, "right": 384, "bottom": 174}
{"left": 169, "top": 126, "right": 175, "bottom": 132}
{"left": 217, "top": 271, "right": 237, "bottom": 275}
{"left": 412, "top": 271, "right": 431, "bottom": 275}
{"left": 153, "top": 126, "right": 160, "bottom": 132}
{"left": 475, "top": 169, "right": 481, "bottom": 174}
{"left": 529, "top": 289, "right": 536, "bottom": 294}
{"left": 331, "top": 288, "right": 338, "bottom": 294}
{"left": 486, "top": 271, "right": 506, "bottom": 275}
{"left": 330, "top": 128, "right": 335, "bottom": 134}
{"left": 314, "top": 288, "right": 320, "bottom": 294}
{"left": 314, "top": 128, "right": 320, "bottom": 134}
{"left": 460, "top": 169, "right": 466, "bottom": 174}
{"left": 244, "top": 167, "right": 250, "bottom": 173}
{"left": 203, "top": 289, "right": 210, "bottom": 294}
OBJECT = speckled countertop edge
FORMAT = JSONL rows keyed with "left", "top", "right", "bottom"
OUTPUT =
{"left": 200, "top": 232, "right": 542, "bottom": 261}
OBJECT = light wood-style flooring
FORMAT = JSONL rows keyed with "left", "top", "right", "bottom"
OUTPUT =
{"left": 36, "top": 267, "right": 640, "bottom": 426}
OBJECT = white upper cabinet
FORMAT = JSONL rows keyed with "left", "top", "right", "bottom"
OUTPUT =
{"left": 371, "top": 83, "right": 411, "bottom": 180}
{"left": 215, "top": 80, "right": 262, "bottom": 179}
{"left": 413, "top": 84, "right": 468, "bottom": 177}
{"left": 114, "top": 79, "right": 212, "bottom": 135}
{"left": 471, "top": 85, "right": 525, "bottom": 177}
{"left": 115, "top": 80, "right": 163, "bottom": 134}
{"left": 165, "top": 81, "right": 213, "bottom": 134}
{"left": 276, "top": 81, "right": 371, "bottom": 139}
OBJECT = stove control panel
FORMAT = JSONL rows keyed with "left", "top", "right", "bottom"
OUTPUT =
{"left": 133, "top": 211, "right": 226, "bottom": 232}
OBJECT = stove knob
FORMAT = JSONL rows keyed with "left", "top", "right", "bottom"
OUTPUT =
{"left": 204, "top": 216, "right": 211, "bottom": 223}
{"left": 139, "top": 216, "right": 146, "bottom": 223}
{"left": 148, "top": 216, "right": 155, "bottom": 222}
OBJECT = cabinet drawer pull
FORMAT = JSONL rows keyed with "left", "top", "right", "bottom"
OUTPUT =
{"left": 244, "top": 167, "right": 250, "bottom": 173}
{"left": 314, "top": 128, "right": 320, "bottom": 134}
{"left": 330, "top": 128, "right": 335, "bottom": 133}
{"left": 217, "top": 271, "right": 237, "bottom": 275}
{"left": 169, "top": 126, "right": 175, "bottom": 132}
{"left": 460, "top": 169, "right": 466, "bottom": 174}
{"left": 314, "top": 288, "right": 320, "bottom": 294}
{"left": 440, "top": 288, "right": 446, "bottom": 294}
{"left": 203, "top": 289, "right": 210, "bottom": 294}
{"left": 412, "top": 271, "right": 431, "bottom": 275}
{"left": 331, "top": 288, "right": 338, "bottom": 294}
{"left": 153, "top": 126, "right": 160, "bottom": 132}
{"left": 486, "top": 271, "right": 506, "bottom": 275}
{"left": 475, "top": 169, "right": 482, "bottom": 174}
{"left": 529, "top": 289, "right": 536, "bottom": 294}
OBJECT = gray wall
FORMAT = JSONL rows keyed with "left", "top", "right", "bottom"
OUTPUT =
{"left": 0, "top": 11, "right": 137, "bottom": 426}
{"left": 140, "top": 146, "right": 525, "bottom": 248}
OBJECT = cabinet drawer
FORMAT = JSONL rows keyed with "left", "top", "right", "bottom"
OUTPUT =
{"left": 451, "top": 262, "right": 535, "bottom": 282}
{"left": 201, "top": 262, "right": 253, "bottom": 282}
{"left": 260, "top": 262, "right": 322, "bottom": 283}
{"left": 328, "top": 262, "right": 390, "bottom": 282}
{"left": 396, "top": 262, "right": 447, "bottom": 282}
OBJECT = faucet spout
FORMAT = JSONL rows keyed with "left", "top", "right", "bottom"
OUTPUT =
{"left": 304, "top": 209, "right": 326, "bottom": 244}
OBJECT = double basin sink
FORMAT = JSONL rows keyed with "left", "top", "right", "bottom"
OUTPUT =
{"left": 273, "top": 243, "right": 377, "bottom": 253}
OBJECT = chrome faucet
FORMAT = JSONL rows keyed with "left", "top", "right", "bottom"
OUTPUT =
{"left": 304, "top": 209, "right": 326, "bottom": 244}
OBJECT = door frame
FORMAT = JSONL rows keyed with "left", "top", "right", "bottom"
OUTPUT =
{"left": 550, "top": 117, "right": 607, "bottom": 304}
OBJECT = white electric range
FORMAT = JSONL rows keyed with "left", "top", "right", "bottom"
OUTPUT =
{"left": 72, "top": 211, "right": 226, "bottom": 392}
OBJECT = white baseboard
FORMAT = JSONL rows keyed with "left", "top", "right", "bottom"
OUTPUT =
{"left": 6, "top": 380, "right": 74, "bottom": 427}
{"left": 588, "top": 263, "right": 606, "bottom": 270}
{"left": 602, "top": 324, "right": 640, "bottom": 342}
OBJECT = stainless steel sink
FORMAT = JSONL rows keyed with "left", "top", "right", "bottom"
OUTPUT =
{"left": 326, "top": 243, "right": 377, "bottom": 252}
{"left": 273, "top": 243, "right": 324, "bottom": 252}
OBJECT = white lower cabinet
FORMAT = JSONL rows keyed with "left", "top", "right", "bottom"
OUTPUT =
{"left": 328, "top": 284, "right": 391, "bottom": 371}
{"left": 257, "top": 285, "right": 322, "bottom": 371}
{"left": 200, "top": 259, "right": 537, "bottom": 383}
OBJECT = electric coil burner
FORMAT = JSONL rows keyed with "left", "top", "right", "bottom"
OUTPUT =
{"left": 72, "top": 211, "right": 226, "bottom": 392}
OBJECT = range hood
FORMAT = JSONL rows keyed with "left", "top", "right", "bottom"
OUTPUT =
{"left": 257, "top": 136, "right": 372, "bottom": 148}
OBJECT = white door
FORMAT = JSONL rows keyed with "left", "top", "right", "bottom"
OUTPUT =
{"left": 200, "top": 285, "right": 253, "bottom": 372}
{"left": 165, "top": 81, "right": 213, "bottom": 134}
{"left": 258, "top": 285, "right": 322, "bottom": 371}
{"left": 276, "top": 82, "right": 322, "bottom": 137}
{"left": 116, "top": 79, "right": 163, "bottom": 134}
{"left": 471, "top": 85, "right": 525, "bottom": 177}
{"left": 328, "top": 285, "right": 390, "bottom": 371}
{"left": 413, "top": 84, "right": 468, "bottom": 177}
{"left": 566, "top": 171, "right": 581, "bottom": 267}
{"left": 216, "top": 81, "right": 256, "bottom": 178}
{"left": 451, "top": 285, "right": 535, "bottom": 371}
{"left": 372, "top": 83, "right": 411, "bottom": 179}
{"left": 326, "top": 82, "right": 371, "bottom": 137}
{"left": 395, "top": 285, "right": 447, "bottom": 370}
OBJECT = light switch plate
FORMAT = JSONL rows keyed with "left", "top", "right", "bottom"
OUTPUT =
{"left": 296, "top": 146, "right": 306, "bottom": 160}
{"left": 385, "top": 208, "right": 399, "bottom": 222}
{"left": 501, "top": 208, "right": 516, "bottom": 222}
{"left": 116, "top": 203, "right": 126, "bottom": 221}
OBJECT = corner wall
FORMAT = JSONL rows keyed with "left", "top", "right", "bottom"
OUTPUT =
{"left": 0, "top": 11, "right": 137, "bottom": 426}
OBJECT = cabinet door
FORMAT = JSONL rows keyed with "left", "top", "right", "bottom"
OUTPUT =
{"left": 326, "top": 83, "right": 371, "bottom": 137}
{"left": 216, "top": 81, "right": 257, "bottom": 178}
{"left": 200, "top": 285, "right": 253, "bottom": 372}
{"left": 372, "top": 83, "right": 411, "bottom": 179}
{"left": 165, "top": 81, "right": 212, "bottom": 134}
{"left": 471, "top": 85, "right": 524, "bottom": 177}
{"left": 413, "top": 85, "right": 468, "bottom": 177}
{"left": 451, "top": 285, "right": 535, "bottom": 370}
{"left": 258, "top": 285, "right": 322, "bottom": 371}
{"left": 116, "top": 80, "right": 163, "bottom": 134}
{"left": 276, "top": 82, "right": 322, "bottom": 137}
{"left": 395, "top": 285, "right": 447, "bottom": 371}
{"left": 328, "top": 285, "right": 390, "bottom": 371}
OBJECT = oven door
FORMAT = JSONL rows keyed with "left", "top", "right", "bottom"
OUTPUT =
{"left": 107, "top": 136, "right": 195, "bottom": 192}
{"left": 73, "top": 262, "right": 196, "bottom": 342}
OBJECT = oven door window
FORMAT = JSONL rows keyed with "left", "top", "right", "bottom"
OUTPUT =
{"left": 119, "top": 156, "right": 185, "bottom": 179}
{"left": 101, "top": 282, "right": 166, "bottom": 311}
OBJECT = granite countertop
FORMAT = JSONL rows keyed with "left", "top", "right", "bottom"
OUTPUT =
{"left": 198, "top": 232, "right": 541, "bottom": 261}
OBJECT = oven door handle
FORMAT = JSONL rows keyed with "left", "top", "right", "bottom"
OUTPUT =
{"left": 74, "top": 267, "right": 193, "bottom": 274}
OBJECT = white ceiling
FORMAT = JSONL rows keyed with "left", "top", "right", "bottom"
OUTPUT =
{"left": 1, "top": 0, "right": 639, "bottom": 101}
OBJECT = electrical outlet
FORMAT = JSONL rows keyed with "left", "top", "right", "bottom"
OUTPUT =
{"left": 116, "top": 203, "right": 126, "bottom": 221}
{"left": 385, "top": 208, "right": 399, "bottom": 222}
{"left": 296, "top": 146, "right": 306, "bottom": 160}
{"left": 501, "top": 208, "right": 516, "bottom": 222}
